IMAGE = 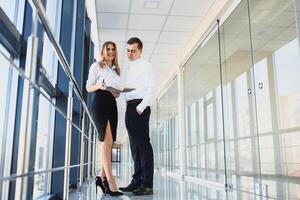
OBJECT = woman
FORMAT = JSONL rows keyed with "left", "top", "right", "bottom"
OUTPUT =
{"left": 86, "top": 41, "right": 123, "bottom": 196}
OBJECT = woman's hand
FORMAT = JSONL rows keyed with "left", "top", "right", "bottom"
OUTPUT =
{"left": 111, "top": 91, "right": 120, "bottom": 98}
{"left": 98, "top": 81, "right": 107, "bottom": 90}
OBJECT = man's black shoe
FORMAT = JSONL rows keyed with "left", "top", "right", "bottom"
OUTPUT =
{"left": 119, "top": 183, "right": 140, "bottom": 192}
{"left": 132, "top": 186, "right": 153, "bottom": 195}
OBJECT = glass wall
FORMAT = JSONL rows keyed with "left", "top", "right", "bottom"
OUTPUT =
{"left": 0, "top": 0, "right": 25, "bottom": 198}
{"left": 183, "top": 24, "right": 226, "bottom": 183}
{"left": 151, "top": 0, "right": 300, "bottom": 199}
{"left": 0, "top": 0, "right": 97, "bottom": 199}
{"left": 152, "top": 77, "right": 179, "bottom": 173}
{"left": 32, "top": 0, "right": 62, "bottom": 197}
{"left": 219, "top": 0, "right": 260, "bottom": 196}
{"left": 249, "top": 0, "right": 300, "bottom": 199}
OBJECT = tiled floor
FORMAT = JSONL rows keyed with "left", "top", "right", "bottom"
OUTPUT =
{"left": 69, "top": 163, "right": 269, "bottom": 200}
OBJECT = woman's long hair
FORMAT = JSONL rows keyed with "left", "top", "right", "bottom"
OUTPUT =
{"left": 99, "top": 41, "right": 120, "bottom": 76}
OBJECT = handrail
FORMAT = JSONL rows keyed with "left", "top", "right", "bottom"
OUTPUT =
{"left": 0, "top": 162, "right": 93, "bottom": 182}
{"left": 30, "top": 0, "right": 98, "bottom": 134}
{"left": 0, "top": 7, "right": 27, "bottom": 56}
{"left": 0, "top": 50, "right": 91, "bottom": 140}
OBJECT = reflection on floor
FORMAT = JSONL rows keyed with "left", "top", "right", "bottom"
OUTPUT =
{"left": 69, "top": 163, "right": 269, "bottom": 200}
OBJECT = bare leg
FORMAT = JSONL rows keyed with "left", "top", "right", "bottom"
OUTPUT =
{"left": 101, "top": 121, "right": 118, "bottom": 191}
{"left": 99, "top": 166, "right": 106, "bottom": 179}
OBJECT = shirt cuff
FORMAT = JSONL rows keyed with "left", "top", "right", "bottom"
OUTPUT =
{"left": 136, "top": 103, "right": 146, "bottom": 113}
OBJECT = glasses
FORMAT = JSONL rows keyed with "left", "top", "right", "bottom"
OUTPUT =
{"left": 126, "top": 49, "right": 139, "bottom": 54}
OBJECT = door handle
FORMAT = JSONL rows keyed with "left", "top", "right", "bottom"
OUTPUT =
{"left": 248, "top": 88, "right": 252, "bottom": 95}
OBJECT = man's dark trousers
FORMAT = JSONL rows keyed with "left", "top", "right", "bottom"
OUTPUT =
{"left": 125, "top": 101, "right": 154, "bottom": 188}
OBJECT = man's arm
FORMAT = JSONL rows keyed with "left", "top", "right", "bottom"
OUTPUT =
{"left": 136, "top": 64, "right": 155, "bottom": 113}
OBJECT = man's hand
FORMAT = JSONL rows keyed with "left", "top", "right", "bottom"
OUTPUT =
{"left": 111, "top": 91, "right": 120, "bottom": 98}
{"left": 136, "top": 107, "right": 142, "bottom": 115}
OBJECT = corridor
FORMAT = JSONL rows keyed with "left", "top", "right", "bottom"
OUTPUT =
{"left": 0, "top": 0, "right": 300, "bottom": 199}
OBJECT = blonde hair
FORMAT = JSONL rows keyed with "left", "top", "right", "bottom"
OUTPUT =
{"left": 99, "top": 41, "right": 120, "bottom": 76}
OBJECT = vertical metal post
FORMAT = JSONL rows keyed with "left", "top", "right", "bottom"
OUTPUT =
{"left": 63, "top": 0, "right": 77, "bottom": 197}
{"left": 294, "top": 0, "right": 300, "bottom": 49}
{"left": 14, "top": 5, "right": 39, "bottom": 200}
{"left": 63, "top": 82, "right": 73, "bottom": 200}
{"left": 79, "top": 112, "right": 86, "bottom": 190}
{"left": 177, "top": 64, "right": 186, "bottom": 200}
{"left": 92, "top": 129, "right": 97, "bottom": 178}
{"left": 217, "top": 19, "right": 230, "bottom": 193}
{"left": 87, "top": 122, "right": 92, "bottom": 183}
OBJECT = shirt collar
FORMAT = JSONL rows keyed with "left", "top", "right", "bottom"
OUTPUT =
{"left": 131, "top": 57, "right": 143, "bottom": 64}
{"left": 102, "top": 61, "right": 116, "bottom": 70}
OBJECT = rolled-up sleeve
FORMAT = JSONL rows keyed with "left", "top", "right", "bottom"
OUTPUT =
{"left": 86, "top": 63, "right": 96, "bottom": 89}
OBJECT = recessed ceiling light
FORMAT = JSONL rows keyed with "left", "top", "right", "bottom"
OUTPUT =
{"left": 143, "top": 1, "right": 160, "bottom": 9}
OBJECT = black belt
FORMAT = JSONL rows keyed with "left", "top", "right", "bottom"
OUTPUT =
{"left": 127, "top": 99, "right": 142, "bottom": 105}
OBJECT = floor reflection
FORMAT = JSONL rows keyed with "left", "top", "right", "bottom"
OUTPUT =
{"left": 69, "top": 163, "right": 272, "bottom": 200}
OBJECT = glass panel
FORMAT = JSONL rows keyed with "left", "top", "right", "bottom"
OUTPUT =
{"left": 41, "top": 0, "right": 62, "bottom": 85}
{"left": 206, "top": 91, "right": 213, "bottom": 100}
{"left": 253, "top": 58, "right": 272, "bottom": 133}
{"left": 0, "top": 0, "right": 17, "bottom": 23}
{"left": 151, "top": 77, "right": 179, "bottom": 173}
{"left": 198, "top": 98, "right": 205, "bottom": 143}
{"left": 220, "top": 0, "right": 261, "bottom": 193}
{"left": 206, "top": 103, "right": 214, "bottom": 139}
{"left": 183, "top": 23, "right": 224, "bottom": 183}
{"left": 274, "top": 40, "right": 300, "bottom": 129}
{"left": 250, "top": 0, "right": 300, "bottom": 198}
{"left": 223, "top": 83, "right": 234, "bottom": 140}
{"left": 0, "top": 46, "right": 10, "bottom": 182}
{"left": 234, "top": 73, "right": 250, "bottom": 137}
{"left": 31, "top": 2, "right": 62, "bottom": 196}
{"left": 33, "top": 92, "right": 55, "bottom": 198}
{"left": 190, "top": 103, "right": 197, "bottom": 145}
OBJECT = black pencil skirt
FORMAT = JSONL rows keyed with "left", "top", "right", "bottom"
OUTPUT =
{"left": 91, "top": 90, "right": 118, "bottom": 142}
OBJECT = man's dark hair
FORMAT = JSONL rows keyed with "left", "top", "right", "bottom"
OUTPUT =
{"left": 127, "top": 37, "right": 143, "bottom": 49}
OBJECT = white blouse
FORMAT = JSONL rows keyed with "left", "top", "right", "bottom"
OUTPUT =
{"left": 86, "top": 62, "right": 120, "bottom": 89}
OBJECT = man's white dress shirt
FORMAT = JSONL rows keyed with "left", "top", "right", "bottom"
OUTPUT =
{"left": 125, "top": 58, "right": 155, "bottom": 113}
{"left": 86, "top": 62, "right": 120, "bottom": 89}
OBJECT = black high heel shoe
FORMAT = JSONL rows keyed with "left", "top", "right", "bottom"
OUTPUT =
{"left": 95, "top": 176, "right": 106, "bottom": 194}
{"left": 103, "top": 180, "right": 123, "bottom": 196}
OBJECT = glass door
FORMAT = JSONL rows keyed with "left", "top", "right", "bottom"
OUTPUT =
{"left": 219, "top": 0, "right": 262, "bottom": 198}
{"left": 249, "top": 0, "right": 300, "bottom": 198}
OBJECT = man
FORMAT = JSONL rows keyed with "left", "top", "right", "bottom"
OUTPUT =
{"left": 119, "top": 37, "right": 155, "bottom": 195}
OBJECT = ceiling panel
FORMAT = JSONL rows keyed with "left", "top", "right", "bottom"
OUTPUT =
{"left": 96, "top": 0, "right": 130, "bottom": 13}
{"left": 164, "top": 16, "right": 201, "bottom": 31}
{"left": 154, "top": 43, "right": 183, "bottom": 55}
{"left": 98, "top": 29, "right": 126, "bottom": 42}
{"left": 126, "top": 30, "right": 160, "bottom": 43}
{"left": 159, "top": 31, "right": 191, "bottom": 44}
{"left": 142, "top": 54, "right": 151, "bottom": 61}
{"left": 131, "top": 0, "right": 174, "bottom": 15}
{"left": 151, "top": 54, "right": 176, "bottom": 63}
{"left": 142, "top": 43, "right": 155, "bottom": 55}
{"left": 152, "top": 62, "right": 171, "bottom": 69}
{"left": 114, "top": 42, "right": 125, "bottom": 53}
{"left": 97, "top": 13, "right": 128, "bottom": 29}
{"left": 170, "top": 0, "right": 215, "bottom": 16}
{"left": 129, "top": 14, "right": 167, "bottom": 30}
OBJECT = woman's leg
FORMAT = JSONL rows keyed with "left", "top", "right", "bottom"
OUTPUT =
{"left": 101, "top": 121, "right": 118, "bottom": 191}
{"left": 99, "top": 166, "right": 106, "bottom": 178}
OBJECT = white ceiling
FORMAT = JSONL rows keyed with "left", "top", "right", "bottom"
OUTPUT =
{"left": 95, "top": 0, "right": 216, "bottom": 138}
